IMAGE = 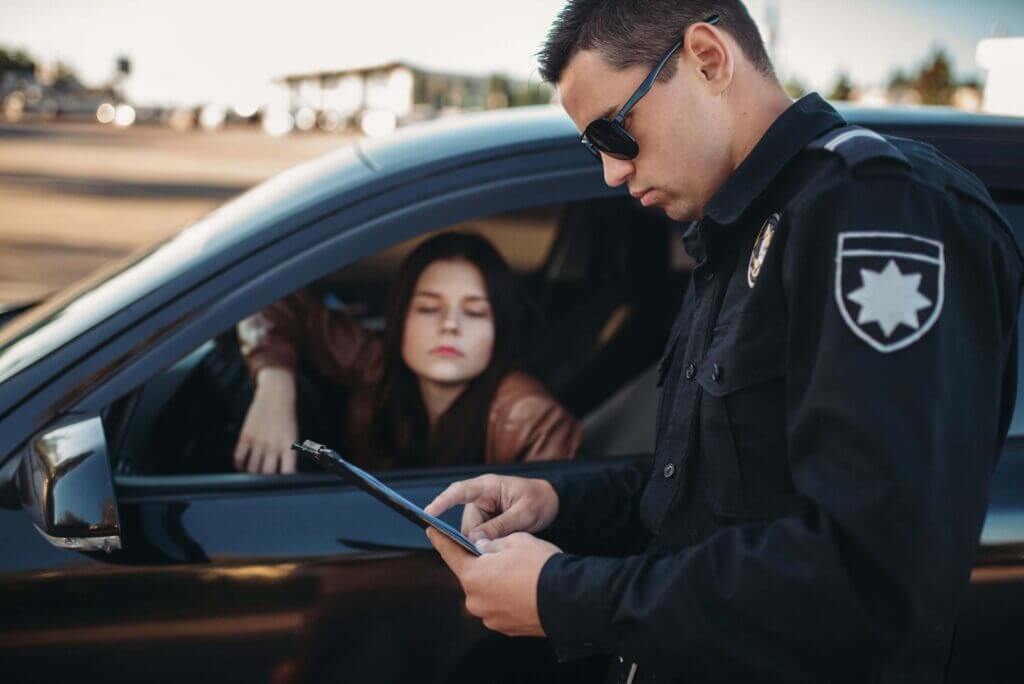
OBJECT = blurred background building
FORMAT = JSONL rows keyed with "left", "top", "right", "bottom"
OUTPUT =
{"left": 267, "top": 61, "right": 552, "bottom": 137}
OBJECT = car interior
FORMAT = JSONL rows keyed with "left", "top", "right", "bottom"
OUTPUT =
{"left": 105, "top": 195, "right": 696, "bottom": 477}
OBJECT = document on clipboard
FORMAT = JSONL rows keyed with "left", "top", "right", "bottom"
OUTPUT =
{"left": 291, "top": 440, "right": 482, "bottom": 557}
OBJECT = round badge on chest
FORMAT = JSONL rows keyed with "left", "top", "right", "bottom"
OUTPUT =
{"left": 748, "top": 212, "right": 780, "bottom": 288}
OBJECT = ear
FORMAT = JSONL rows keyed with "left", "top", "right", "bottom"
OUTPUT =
{"left": 682, "top": 21, "right": 733, "bottom": 94}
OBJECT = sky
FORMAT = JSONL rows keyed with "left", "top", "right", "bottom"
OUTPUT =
{"left": 0, "top": 0, "right": 1021, "bottom": 107}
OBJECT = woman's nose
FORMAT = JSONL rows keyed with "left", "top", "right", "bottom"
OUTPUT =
{"left": 440, "top": 308, "right": 460, "bottom": 333}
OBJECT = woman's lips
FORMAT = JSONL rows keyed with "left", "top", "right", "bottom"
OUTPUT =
{"left": 430, "top": 346, "right": 464, "bottom": 358}
{"left": 640, "top": 190, "right": 657, "bottom": 207}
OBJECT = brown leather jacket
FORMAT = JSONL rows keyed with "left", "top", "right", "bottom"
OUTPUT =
{"left": 237, "top": 289, "right": 582, "bottom": 467}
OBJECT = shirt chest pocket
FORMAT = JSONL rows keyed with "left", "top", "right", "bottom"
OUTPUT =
{"left": 696, "top": 321, "right": 798, "bottom": 520}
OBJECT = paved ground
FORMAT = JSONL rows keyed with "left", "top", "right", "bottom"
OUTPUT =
{"left": 0, "top": 121, "right": 356, "bottom": 303}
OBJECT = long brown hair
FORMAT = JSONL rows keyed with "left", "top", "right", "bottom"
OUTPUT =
{"left": 371, "top": 232, "right": 541, "bottom": 468}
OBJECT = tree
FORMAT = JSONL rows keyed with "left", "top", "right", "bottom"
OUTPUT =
{"left": 0, "top": 46, "right": 35, "bottom": 74}
{"left": 914, "top": 48, "right": 954, "bottom": 105}
{"left": 828, "top": 72, "right": 854, "bottom": 102}
{"left": 887, "top": 68, "right": 913, "bottom": 91}
{"left": 486, "top": 75, "right": 511, "bottom": 109}
{"left": 53, "top": 60, "right": 82, "bottom": 90}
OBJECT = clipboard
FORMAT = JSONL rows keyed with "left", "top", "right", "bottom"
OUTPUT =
{"left": 292, "top": 440, "right": 482, "bottom": 557}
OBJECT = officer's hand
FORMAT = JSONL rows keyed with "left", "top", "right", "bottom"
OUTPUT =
{"left": 233, "top": 367, "right": 299, "bottom": 474}
{"left": 426, "top": 527, "right": 560, "bottom": 637}
{"left": 424, "top": 474, "right": 559, "bottom": 543}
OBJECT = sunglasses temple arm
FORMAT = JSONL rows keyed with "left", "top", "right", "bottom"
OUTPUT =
{"left": 613, "top": 13, "right": 721, "bottom": 124}
{"left": 614, "top": 40, "right": 681, "bottom": 123}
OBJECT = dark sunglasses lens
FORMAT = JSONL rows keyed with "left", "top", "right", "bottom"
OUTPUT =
{"left": 584, "top": 120, "right": 638, "bottom": 160}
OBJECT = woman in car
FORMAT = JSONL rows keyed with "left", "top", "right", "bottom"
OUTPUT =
{"left": 233, "top": 231, "right": 582, "bottom": 474}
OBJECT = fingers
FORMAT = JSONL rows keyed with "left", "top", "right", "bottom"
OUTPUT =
{"left": 233, "top": 438, "right": 250, "bottom": 471}
{"left": 426, "top": 528, "right": 472, "bottom": 575}
{"left": 468, "top": 509, "right": 520, "bottom": 543}
{"left": 460, "top": 502, "right": 488, "bottom": 537}
{"left": 246, "top": 446, "right": 264, "bottom": 473}
{"left": 280, "top": 447, "right": 297, "bottom": 474}
{"left": 261, "top": 448, "right": 281, "bottom": 474}
{"left": 425, "top": 477, "right": 491, "bottom": 517}
{"left": 235, "top": 436, "right": 297, "bottom": 475}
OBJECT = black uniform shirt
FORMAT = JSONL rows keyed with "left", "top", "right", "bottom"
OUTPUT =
{"left": 536, "top": 94, "right": 1024, "bottom": 683}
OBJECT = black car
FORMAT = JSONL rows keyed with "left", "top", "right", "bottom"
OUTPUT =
{"left": 0, "top": 105, "right": 1023, "bottom": 683}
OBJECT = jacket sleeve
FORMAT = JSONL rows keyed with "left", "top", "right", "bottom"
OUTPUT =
{"left": 541, "top": 458, "right": 652, "bottom": 557}
{"left": 535, "top": 175, "right": 1023, "bottom": 680}
{"left": 237, "top": 288, "right": 383, "bottom": 389}
{"left": 487, "top": 375, "right": 584, "bottom": 463}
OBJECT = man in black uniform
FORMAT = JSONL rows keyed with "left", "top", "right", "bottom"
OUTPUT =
{"left": 425, "top": 1, "right": 1024, "bottom": 681}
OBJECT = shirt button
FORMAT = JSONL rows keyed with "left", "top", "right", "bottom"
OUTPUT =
{"left": 711, "top": 363, "right": 722, "bottom": 381}
{"left": 663, "top": 463, "right": 676, "bottom": 479}
{"left": 685, "top": 363, "right": 696, "bottom": 380}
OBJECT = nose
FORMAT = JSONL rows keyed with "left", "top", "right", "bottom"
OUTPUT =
{"left": 602, "top": 155, "right": 634, "bottom": 188}
{"left": 440, "top": 305, "right": 460, "bottom": 334}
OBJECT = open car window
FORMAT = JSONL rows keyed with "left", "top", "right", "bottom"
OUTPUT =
{"left": 107, "top": 196, "right": 691, "bottom": 479}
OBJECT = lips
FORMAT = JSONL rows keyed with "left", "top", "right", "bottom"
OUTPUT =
{"left": 430, "top": 346, "right": 464, "bottom": 358}
{"left": 631, "top": 188, "right": 656, "bottom": 206}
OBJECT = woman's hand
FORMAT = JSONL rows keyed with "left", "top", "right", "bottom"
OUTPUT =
{"left": 233, "top": 367, "right": 299, "bottom": 474}
{"left": 424, "top": 474, "right": 560, "bottom": 543}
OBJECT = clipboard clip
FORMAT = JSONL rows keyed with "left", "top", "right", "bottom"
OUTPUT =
{"left": 292, "top": 440, "right": 326, "bottom": 455}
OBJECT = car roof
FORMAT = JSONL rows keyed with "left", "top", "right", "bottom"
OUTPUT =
{"left": 357, "top": 102, "right": 1024, "bottom": 176}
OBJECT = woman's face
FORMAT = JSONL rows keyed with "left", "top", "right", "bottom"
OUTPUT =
{"left": 401, "top": 259, "right": 495, "bottom": 386}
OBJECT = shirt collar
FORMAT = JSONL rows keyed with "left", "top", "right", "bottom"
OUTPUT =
{"left": 702, "top": 93, "right": 845, "bottom": 226}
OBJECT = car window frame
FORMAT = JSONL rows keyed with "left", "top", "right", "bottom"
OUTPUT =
{"left": 32, "top": 147, "right": 621, "bottom": 493}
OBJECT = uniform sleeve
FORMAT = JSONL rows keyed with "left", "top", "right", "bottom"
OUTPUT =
{"left": 237, "top": 288, "right": 383, "bottom": 388}
{"left": 536, "top": 176, "right": 1023, "bottom": 680}
{"left": 541, "top": 457, "right": 652, "bottom": 557}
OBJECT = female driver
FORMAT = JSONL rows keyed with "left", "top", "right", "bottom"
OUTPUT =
{"left": 233, "top": 231, "right": 582, "bottom": 473}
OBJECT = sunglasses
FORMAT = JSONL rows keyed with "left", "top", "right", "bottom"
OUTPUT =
{"left": 580, "top": 14, "right": 721, "bottom": 161}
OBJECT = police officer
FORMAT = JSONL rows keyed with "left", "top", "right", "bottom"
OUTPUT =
{"left": 425, "top": 1, "right": 1024, "bottom": 681}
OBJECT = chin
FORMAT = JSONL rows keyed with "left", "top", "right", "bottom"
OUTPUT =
{"left": 416, "top": 360, "right": 479, "bottom": 386}
{"left": 663, "top": 199, "right": 698, "bottom": 222}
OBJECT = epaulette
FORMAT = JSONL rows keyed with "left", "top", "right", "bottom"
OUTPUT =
{"left": 807, "top": 125, "right": 910, "bottom": 171}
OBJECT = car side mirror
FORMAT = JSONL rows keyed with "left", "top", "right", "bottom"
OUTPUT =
{"left": 15, "top": 416, "right": 122, "bottom": 552}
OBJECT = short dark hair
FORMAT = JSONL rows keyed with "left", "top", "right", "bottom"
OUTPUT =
{"left": 538, "top": 0, "right": 775, "bottom": 84}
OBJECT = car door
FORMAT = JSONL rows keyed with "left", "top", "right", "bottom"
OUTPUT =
{"left": 0, "top": 137, "right": 626, "bottom": 683}
{"left": 946, "top": 197, "right": 1024, "bottom": 683}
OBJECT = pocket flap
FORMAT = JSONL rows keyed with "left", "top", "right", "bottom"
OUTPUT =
{"left": 697, "top": 321, "right": 786, "bottom": 397}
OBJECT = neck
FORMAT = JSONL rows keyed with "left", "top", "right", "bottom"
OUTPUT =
{"left": 727, "top": 76, "right": 794, "bottom": 172}
{"left": 418, "top": 377, "right": 469, "bottom": 431}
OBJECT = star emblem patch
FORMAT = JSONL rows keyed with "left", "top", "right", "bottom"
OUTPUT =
{"left": 835, "top": 232, "right": 944, "bottom": 353}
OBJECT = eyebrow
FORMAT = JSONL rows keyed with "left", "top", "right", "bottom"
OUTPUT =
{"left": 413, "top": 290, "right": 489, "bottom": 302}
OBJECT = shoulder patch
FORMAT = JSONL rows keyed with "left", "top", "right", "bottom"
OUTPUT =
{"left": 835, "top": 231, "right": 944, "bottom": 353}
{"left": 808, "top": 125, "right": 909, "bottom": 170}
